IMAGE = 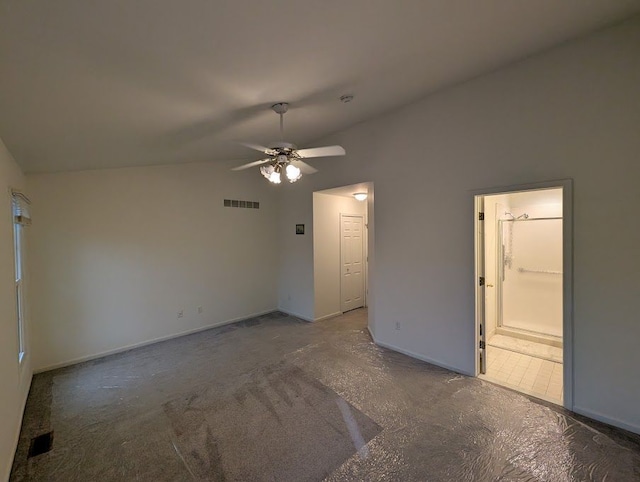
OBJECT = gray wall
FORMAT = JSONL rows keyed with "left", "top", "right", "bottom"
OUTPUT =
{"left": 28, "top": 161, "right": 279, "bottom": 371}
{"left": 278, "top": 16, "right": 640, "bottom": 433}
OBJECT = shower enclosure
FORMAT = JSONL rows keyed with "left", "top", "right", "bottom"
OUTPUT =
{"left": 497, "top": 215, "right": 563, "bottom": 341}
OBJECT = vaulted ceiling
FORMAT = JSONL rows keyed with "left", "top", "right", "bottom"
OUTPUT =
{"left": 1, "top": 1, "right": 639, "bottom": 173}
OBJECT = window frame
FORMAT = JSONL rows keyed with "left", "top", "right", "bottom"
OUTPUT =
{"left": 12, "top": 193, "right": 27, "bottom": 364}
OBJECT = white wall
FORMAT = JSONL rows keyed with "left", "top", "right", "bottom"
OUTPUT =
{"left": 278, "top": 16, "right": 640, "bottom": 433}
{"left": 277, "top": 181, "right": 316, "bottom": 321}
{"left": 0, "top": 138, "right": 31, "bottom": 480}
{"left": 27, "top": 161, "right": 279, "bottom": 371}
{"left": 313, "top": 192, "right": 366, "bottom": 320}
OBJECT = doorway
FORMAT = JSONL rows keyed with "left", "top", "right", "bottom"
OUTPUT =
{"left": 340, "top": 214, "right": 365, "bottom": 312}
{"left": 312, "top": 183, "right": 372, "bottom": 322}
{"left": 475, "top": 182, "right": 572, "bottom": 408}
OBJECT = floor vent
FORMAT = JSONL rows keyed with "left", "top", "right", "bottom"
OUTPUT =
{"left": 224, "top": 199, "right": 260, "bottom": 209}
{"left": 28, "top": 431, "right": 54, "bottom": 458}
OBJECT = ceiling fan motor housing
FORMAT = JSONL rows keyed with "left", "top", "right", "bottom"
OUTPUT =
{"left": 270, "top": 141, "right": 297, "bottom": 152}
{"left": 271, "top": 102, "right": 289, "bottom": 114}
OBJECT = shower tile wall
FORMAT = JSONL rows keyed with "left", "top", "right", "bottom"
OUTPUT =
{"left": 484, "top": 345, "right": 563, "bottom": 404}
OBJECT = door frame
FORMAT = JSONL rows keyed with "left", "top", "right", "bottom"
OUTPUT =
{"left": 475, "top": 195, "right": 487, "bottom": 374}
{"left": 340, "top": 213, "right": 365, "bottom": 313}
{"left": 473, "top": 179, "right": 574, "bottom": 410}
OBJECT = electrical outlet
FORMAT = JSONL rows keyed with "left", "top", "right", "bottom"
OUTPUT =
{"left": 395, "top": 322, "right": 401, "bottom": 331}
{"left": 177, "top": 309, "right": 184, "bottom": 319}
{"left": 197, "top": 306, "right": 203, "bottom": 314}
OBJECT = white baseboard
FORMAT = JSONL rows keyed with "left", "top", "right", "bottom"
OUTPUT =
{"left": 34, "top": 309, "right": 277, "bottom": 374}
{"left": 277, "top": 307, "right": 314, "bottom": 322}
{"left": 573, "top": 405, "right": 640, "bottom": 435}
{"left": 368, "top": 331, "right": 473, "bottom": 377}
{"left": 314, "top": 311, "right": 342, "bottom": 322}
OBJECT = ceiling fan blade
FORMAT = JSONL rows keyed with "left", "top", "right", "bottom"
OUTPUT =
{"left": 231, "top": 158, "right": 272, "bottom": 171}
{"left": 296, "top": 145, "right": 346, "bottom": 158}
{"left": 240, "top": 142, "right": 276, "bottom": 156}
{"left": 290, "top": 159, "right": 318, "bottom": 174}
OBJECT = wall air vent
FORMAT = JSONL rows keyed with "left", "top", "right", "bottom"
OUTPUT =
{"left": 224, "top": 199, "right": 260, "bottom": 209}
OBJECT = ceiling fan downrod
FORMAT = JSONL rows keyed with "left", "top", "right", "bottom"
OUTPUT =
{"left": 272, "top": 102, "right": 288, "bottom": 141}
{"left": 263, "top": 102, "right": 301, "bottom": 183}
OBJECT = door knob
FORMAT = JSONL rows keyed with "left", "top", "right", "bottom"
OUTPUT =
{"left": 487, "top": 284, "right": 494, "bottom": 287}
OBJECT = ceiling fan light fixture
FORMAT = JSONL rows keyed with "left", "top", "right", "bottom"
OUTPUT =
{"left": 260, "top": 164, "right": 282, "bottom": 184}
{"left": 354, "top": 192, "right": 368, "bottom": 201}
{"left": 260, "top": 164, "right": 273, "bottom": 180}
{"left": 269, "top": 170, "right": 281, "bottom": 184}
{"left": 285, "top": 163, "right": 301, "bottom": 183}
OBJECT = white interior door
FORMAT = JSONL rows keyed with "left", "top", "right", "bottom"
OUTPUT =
{"left": 341, "top": 214, "right": 364, "bottom": 313}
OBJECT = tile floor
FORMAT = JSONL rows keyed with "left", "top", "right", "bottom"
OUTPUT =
{"left": 482, "top": 345, "right": 563, "bottom": 405}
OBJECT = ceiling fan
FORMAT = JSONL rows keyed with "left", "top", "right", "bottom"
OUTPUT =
{"left": 232, "top": 102, "right": 346, "bottom": 184}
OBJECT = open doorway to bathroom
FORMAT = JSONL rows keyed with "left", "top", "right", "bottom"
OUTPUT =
{"left": 475, "top": 182, "right": 572, "bottom": 408}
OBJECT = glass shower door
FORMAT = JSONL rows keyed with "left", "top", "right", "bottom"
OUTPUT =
{"left": 498, "top": 218, "right": 563, "bottom": 338}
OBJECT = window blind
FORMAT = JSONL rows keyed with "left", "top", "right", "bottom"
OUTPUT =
{"left": 12, "top": 191, "right": 31, "bottom": 226}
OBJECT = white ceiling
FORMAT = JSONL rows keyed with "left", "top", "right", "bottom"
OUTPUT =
{"left": 1, "top": 1, "right": 639, "bottom": 173}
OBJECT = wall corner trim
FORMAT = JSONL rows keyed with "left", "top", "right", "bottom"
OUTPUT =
{"left": 366, "top": 325, "right": 375, "bottom": 340}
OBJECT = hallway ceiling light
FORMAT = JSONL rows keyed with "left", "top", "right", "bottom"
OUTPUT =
{"left": 353, "top": 192, "right": 368, "bottom": 201}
